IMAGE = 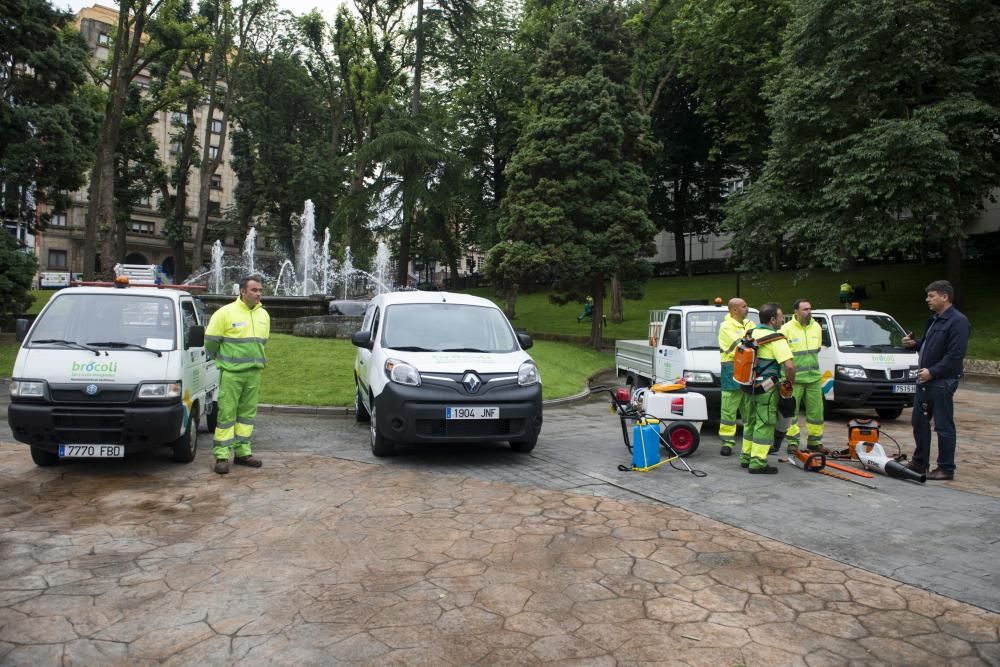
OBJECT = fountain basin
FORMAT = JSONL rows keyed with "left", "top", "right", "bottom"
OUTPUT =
{"left": 199, "top": 294, "right": 331, "bottom": 333}
{"left": 293, "top": 314, "right": 364, "bottom": 338}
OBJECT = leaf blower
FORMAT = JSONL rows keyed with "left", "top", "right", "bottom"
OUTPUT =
{"left": 849, "top": 418, "right": 926, "bottom": 483}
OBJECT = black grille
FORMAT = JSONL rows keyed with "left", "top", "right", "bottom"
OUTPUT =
{"left": 52, "top": 408, "right": 125, "bottom": 444}
{"left": 49, "top": 389, "right": 135, "bottom": 403}
{"left": 866, "top": 368, "right": 909, "bottom": 381}
{"left": 416, "top": 418, "right": 523, "bottom": 438}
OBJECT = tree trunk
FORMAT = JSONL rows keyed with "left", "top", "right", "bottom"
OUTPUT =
{"left": 611, "top": 274, "right": 623, "bottom": 323}
{"left": 503, "top": 286, "right": 518, "bottom": 320}
{"left": 589, "top": 276, "right": 604, "bottom": 349}
{"left": 394, "top": 0, "right": 425, "bottom": 289}
{"left": 946, "top": 237, "right": 963, "bottom": 308}
{"left": 397, "top": 205, "right": 415, "bottom": 287}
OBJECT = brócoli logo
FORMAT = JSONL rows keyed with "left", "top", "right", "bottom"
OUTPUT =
{"left": 71, "top": 361, "right": 118, "bottom": 373}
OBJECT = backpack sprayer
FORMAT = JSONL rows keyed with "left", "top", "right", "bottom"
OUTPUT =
{"left": 590, "top": 383, "right": 707, "bottom": 477}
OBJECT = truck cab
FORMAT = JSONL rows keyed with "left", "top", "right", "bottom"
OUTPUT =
{"left": 7, "top": 284, "right": 220, "bottom": 465}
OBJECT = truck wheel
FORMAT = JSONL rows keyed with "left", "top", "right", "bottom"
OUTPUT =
{"left": 30, "top": 447, "right": 59, "bottom": 467}
{"left": 876, "top": 407, "right": 903, "bottom": 420}
{"left": 662, "top": 422, "right": 700, "bottom": 458}
{"left": 172, "top": 414, "right": 198, "bottom": 463}
{"left": 509, "top": 437, "right": 537, "bottom": 453}
{"left": 370, "top": 405, "right": 395, "bottom": 457}
{"left": 355, "top": 386, "right": 370, "bottom": 422}
{"left": 204, "top": 401, "right": 218, "bottom": 433}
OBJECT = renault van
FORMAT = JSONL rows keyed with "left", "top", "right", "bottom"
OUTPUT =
{"left": 352, "top": 291, "right": 543, "bottom": 456}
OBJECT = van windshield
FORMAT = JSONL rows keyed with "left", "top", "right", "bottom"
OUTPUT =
{"left": 382, "top": 303, "right": 518, "bottom": 353}
{"left": 832, "top": 314, "right": 907, "bottom": 352}
{"left": 27, "top": 294, "right": 177, "bottom": 351}
{"left": 685, "top": 310, "right": 761, "bottom": 350}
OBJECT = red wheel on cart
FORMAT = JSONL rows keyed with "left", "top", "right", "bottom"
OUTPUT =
{"left": 662, "top": 422, "right": 700, "bottom": 458}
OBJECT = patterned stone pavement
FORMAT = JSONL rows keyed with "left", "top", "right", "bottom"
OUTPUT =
{"left": 0, "top": 444, "right": 998, "bottom": 666}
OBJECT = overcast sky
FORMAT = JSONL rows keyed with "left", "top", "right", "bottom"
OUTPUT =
{"left": 60, "top": 0, "right": 337, "bottom": 20}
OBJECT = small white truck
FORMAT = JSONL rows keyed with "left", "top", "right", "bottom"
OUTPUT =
{"left": 615, "top": 304, "right": 919, "bottom": 419}
{"left": 7, "top": 282, "right": 219, "bottom": 465}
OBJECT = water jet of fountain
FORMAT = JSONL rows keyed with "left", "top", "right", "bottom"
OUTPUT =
{"left": 242, "top": 227, "right": 257, "bottom": 277}
{"left": 372, "top": 241, "right": 391, "bottom": 296}
{"left": 297, "top": 200, "right": 316, "bottom": 296}
{"left": 320, "top": 228, "right": 331, "bottom": 295}
{"left": 341, "top": 247, "right": 353, "bottom": 299}
{"left": 210, "top": 241, "right": 224, "bottom": 295}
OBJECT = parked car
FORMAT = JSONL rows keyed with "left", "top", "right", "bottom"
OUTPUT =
{"left": 352, "top": 291, "right": 543, "bottom": 456}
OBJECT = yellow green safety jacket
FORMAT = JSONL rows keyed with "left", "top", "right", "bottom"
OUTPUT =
{"left": 205, "top": 298, "right": 270, "bottom": 372}
{"left": 780, "top": 317, "right": 822, "bottom": 383}
{"left": 753, "top": 325, "right": 792, "bottom": 384}
{"left": 719, "top": 314, "right": 755, "bottom": 391}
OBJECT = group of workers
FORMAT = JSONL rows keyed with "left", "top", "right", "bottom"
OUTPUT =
{"left": 717, "top": 280, "right": 970, "bottom": 479}
{"left": 718, "top": 298, "right": 822, "bottom": 473}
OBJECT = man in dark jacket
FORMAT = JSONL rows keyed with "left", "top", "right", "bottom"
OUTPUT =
{"left": 902, "top": 280, "right": 971, "bottom": 481}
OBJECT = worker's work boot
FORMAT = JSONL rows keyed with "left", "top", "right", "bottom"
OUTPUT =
{"left": 720, "top": 442, "right": 733, "bottom": 456}
{"left": 770, "top": 431, "right": 786, "bottom": 454}
{"left": 234, "top": 455, "right": 263, "bottom": 468}
{"left": 749, "top": 464, "right": 779, "bottom": 474}
{"left": 807, "top": 444, "right": 831, "bottom": 455}
{"left": 214, "top": 460, "right": 230, "bottom": 475}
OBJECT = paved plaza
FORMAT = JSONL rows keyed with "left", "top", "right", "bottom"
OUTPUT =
{"left": 0, "top": 378, "right": 998, "bottom": 665}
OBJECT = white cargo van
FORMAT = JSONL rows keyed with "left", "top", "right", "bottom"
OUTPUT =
{"left": 615, "top": 305, "right": 918, "bottom": 419}
{"left": 352, "top": 291, "right": 543, "bottom": 456}
{"left": 7, "top": 284, "right": 219, "bottom": 465}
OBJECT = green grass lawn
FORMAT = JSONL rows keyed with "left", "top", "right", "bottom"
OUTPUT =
{"left": 468, "top": 260, "right": 997, "bottom": 361}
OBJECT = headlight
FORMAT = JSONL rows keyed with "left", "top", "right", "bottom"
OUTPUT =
{"left": 518, "top": 361, "right": 540, "bottom": 386}
{"left": 385, "top": 359, "right": 420, "bottom": 386}
{"left": 683, "top": 370, "right": 714, "bottom": 384}
{"left": 908, "top": 367, "right": 920, "bottom": 379}
{"left": 10, "top": 380, "right": 46, "bottom": 398}
{"left": 137, "top": 382, "right": 182, "bottom": 399}
{"left": 835, "top": 365, "right": 867, "bottom": 380}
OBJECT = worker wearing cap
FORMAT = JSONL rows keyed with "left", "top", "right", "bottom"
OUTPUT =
{"left": 205, "top": 275, "right": 269, "bottom": 475}
{"left": 718, "top": 297, "right": 755, "bottom": 457}
{"left": 780, "top": 298, "right": 826, "bottom": 454}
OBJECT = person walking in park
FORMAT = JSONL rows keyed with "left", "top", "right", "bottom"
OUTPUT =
{"left": 902, "top": 280, "right": 971, "bottom": 481}
{"left": 778, "top": 299, "right": 827, "bottom": 455}
{"left": 205, "top": 276, "right": 270, "bottom": 475}
{"left": 741, "top": 303, "right": 795, "bottom": 474}
{"left": 718, "top": 297, "right": 755, "bottom": 457}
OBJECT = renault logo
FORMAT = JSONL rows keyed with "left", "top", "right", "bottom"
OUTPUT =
{"left": 85, "top": 384, "right": 99, "bottom": 396}
{"left": 462, "top": 372, "right": 482, "bottom": 393}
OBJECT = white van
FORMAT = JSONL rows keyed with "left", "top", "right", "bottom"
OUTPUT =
{"left": 616, "top": 305, "right": 918, "bottom": 419}
{"left": 7, "top": 285, "right": 220, "bottom": 465}
{"left": 352, "top": 291, "right": 543, "bottom": 456}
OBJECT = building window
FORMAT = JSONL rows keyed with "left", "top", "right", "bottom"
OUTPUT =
{"left": 137, "top": 194, "right": 152, "bottom": 208}
{"left": 210, "top": 175, "right": 222, "bottom": 190}
{"left": 50, "top": 213, "right": 67, "bottom": 227}
{"left": 97, "top": 33, "right": 110, "bottom": 46}
{"left": 169, "top": 140, "right": 183, "bottom": 154}
{"left": 48, "top": 249, "right": 68, "bottom": 269}
{"left": 130, "top": 221, "right": 155, "bottom": 235}
{"left": 211, "top": 119, "right": 223, "bottom": 134}
{"left": 207, "top": 201, "right": 221, "bottom": 216}
{"left": 208, "top": 146, "right": 219, "bottom": 159}
{"left": 171, "top": 112, "right": 189, "bottom": 127}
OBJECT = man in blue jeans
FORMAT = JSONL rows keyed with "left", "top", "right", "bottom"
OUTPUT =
{"left": 902, "top": 280, "right": 971, "bottom": 481}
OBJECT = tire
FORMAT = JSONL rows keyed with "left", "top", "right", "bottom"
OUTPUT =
{"left": 509, "top": 437, "right": 537, "bottom": 453}
{"left": 876, "top": 407, "right": 903, "bottom": 420}
{"left": 172, "top": 414, "right": 198, "bottom": 463}
{"left": 369, "top": 404, "right": 395, "bottom": 457}
{"left": 662, "top": 422, "right": 700, "bottom": 458}
{"left": 205, "top": 400, "right": 218, "bottom": 433}
{"left": 30, "top": 447, "right": 59, "bottom": 467}
{"left": 355, "top": 386, "right": 370, "bottom": 423}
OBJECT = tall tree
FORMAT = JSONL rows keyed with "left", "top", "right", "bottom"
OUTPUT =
{"left": 727, "top": 0, "right": 1000, "bottom": 295}
{"left": 0, "top": 231, "right": 37, "bottom": 320}
{"left": 486, "top": 2, "right": 656, "bottom": 348}
{"left": 0, "top": 0, "right": 100, "bottom": 233}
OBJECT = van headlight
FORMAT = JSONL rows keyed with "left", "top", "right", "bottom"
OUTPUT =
{"left": 518, "top": 361, "right": 540, "bottom": 386}
{"left": 385, "top": 359, "right": 421, "bottom": 386}
{"left": 683, "top": 370, "right": 714, "bottom": 384}
{"left": 10, "top": 379, "right": 46, "bottom": 399}
{"left": 835, "top": 365, "right": 867, "bottom": 380}
{"left": 137, "top": 382, "right": 182, "bottom": 399}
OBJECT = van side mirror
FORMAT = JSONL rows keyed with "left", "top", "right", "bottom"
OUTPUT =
{"left": 821, "top": 331, "right": 832, "bottom": 347}
{"left": 665, "top": 330, "right": 681, "bottom": 348}
{"left": 517, "top": 332, "right": 533, "bottom": 350}
{"left": 352, "top": 330, "right": 373, "bottom": 349}
{"left": 186, "top": 325, "right": 205, "bottom": 349}
{"left": 15, "top": 319, "right": 30, "bottom": 343}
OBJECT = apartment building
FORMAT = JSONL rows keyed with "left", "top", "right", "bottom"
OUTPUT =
{"left": 32, "top": 4, "right": 259, "bottom": 283}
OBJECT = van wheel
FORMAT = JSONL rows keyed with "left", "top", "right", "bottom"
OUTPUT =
{"left": 662, "top": 422, "right": 700, "bottom": 457}
{"left": 30, "top": 447, "right": 59, "bottom": 467}
{"left": 203, "top": 400, "right": 218, "bottom": 433}
{"left": 172, "top": 414, "right": 198, "bottom": 463}
{"left": 876, "top": 407, "right": 903, "bottom": 420}
{"left": 509, "top": 437, "right": 537, "bottom": 453}
{"left": 355, "top": 387, "right": 370, "bottom": 422}
{"left": 370, "top": 405, "right": 395, "bottom": 457}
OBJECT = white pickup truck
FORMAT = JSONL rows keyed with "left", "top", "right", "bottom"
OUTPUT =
{"left": 615, "top": 305, "right": 919, "bottom": 419}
